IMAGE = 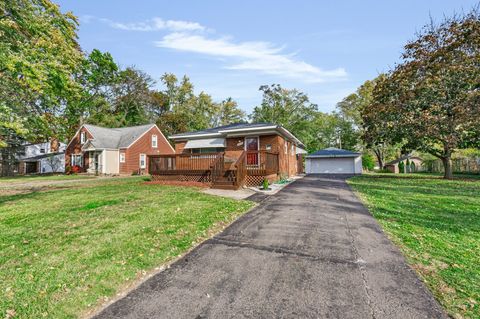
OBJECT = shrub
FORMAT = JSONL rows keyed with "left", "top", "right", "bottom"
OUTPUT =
{"left": 410, "top": 161, "right": 416, "bottom": 172}
{"left": 71, "top": 165, "right": 81, "bottom": 174}
{"left": 65, "top": 165, "right": 72, "bottom": 175}
{"left": 262, "top": 178, "right": 269, "bottom": 190}
{"left": 398, "top": 161, "right": 405, "bottom": 173}
{"left": 362, "top": 154, "right": 375, "bottom": 171}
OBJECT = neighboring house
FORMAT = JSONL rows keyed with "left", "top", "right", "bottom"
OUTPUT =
{"left": 305, "top": 148, "right": 362, "bottom": 174}
{"left": 18, "top": 142, "right": 66, "bottom": 174}
{"left": 150, "top": 123, "right": 307, "bottom": 189}
{"left": 65, "top": 124, "right": 174, "bottom": 175}
{"left": 385, "top": 155, "right": 423, "bottom": 173}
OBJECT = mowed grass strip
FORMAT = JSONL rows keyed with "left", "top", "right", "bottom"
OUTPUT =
{"left": 0, "top": 174, "right": 95, "bottom": 184}
{"left": 348, "top": 174, "right": 480, "bottom": 319}
{"left": 0, "top": 178, "right": 254, "bottom": 318}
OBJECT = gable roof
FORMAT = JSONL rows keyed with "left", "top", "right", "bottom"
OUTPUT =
{"left": 81, "top": 124, "right": 156, "bottom": 149}
{"left": 169, "top": 122, "right": 305, "bottom": 147}
{"left": 386, "top": 154, "right": 423, "bottom": 165}
{"left": 306, "top": 147, "right": 361, "bottom": 158}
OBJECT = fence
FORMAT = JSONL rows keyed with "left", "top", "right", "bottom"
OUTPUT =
{"left": 423, "top": 158, "right": 480, "bottom": 174}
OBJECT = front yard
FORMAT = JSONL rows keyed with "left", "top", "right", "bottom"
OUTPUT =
{"left": 348, "top": 173, "right": 479, "bottom": 319}
{"left": 0, "top": 177, "right": 253, "bottom": 318}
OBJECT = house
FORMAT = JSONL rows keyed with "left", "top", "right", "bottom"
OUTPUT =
{"left": 385, "top": 155, "right": 423, "bottom": 173}
{"left": 149, "top": 123, "right": 307, "bottom": 189}
{"left": 305, "top": 148, "right": 362, "bottom": 174}
{"left": 65, "top": 124, "right": 174, "bottom": 175}
{"left": 18, "top": 142, "right": 66, "bottom": 175}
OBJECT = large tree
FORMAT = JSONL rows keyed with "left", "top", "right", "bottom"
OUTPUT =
{"left": 250, "top": 84, "right": 318, "bottom": 148}
{"left": 372, "top": 10, "right": 480, "bottom": 178}
{"left": 0, "top": 0, "right": 84, "bottom": 148}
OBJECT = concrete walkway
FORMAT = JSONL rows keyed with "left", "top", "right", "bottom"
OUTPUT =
{"left": 94, "top": 175, "right": 447, "bottom": 319}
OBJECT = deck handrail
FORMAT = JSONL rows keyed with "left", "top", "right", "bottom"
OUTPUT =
{"left": 210, "top": 152, "right": 225, "bottom": 184}
{"left": 233, "top": 151, "right": 247, "bottom": 187}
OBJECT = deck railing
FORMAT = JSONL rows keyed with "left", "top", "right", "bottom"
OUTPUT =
{"left": 246, "top": 150, "right": 279, "bottom": 175}
{"left": 149, "top": 153, "right": 222, "bottom": 174}
{"left": 234, "top": 151, "right": 247, "bottom": 187}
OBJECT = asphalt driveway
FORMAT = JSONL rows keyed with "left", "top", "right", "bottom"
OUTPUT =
{"left": 94, "top": 175, "right": 447, "bottom": 319}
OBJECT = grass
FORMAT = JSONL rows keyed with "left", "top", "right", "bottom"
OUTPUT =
{"left": 0, "top": 174, "right": 94, "bottom": 184}
{"left": 0, "top": 177, "right": 254, "bottom": 318}
{"left": 348, "top": 173, "right": 479, "bottom": 319}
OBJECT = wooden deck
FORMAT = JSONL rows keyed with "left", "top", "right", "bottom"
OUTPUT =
{"left": 148, "top": 151, "right": 279, "bottom": 188}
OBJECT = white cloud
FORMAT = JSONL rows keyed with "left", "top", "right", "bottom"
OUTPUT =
{"left": 155, "top": 33, "right": 347, "bottom": 83}
{"left": 100, "top": 17, "right": 205, "bottom": 32}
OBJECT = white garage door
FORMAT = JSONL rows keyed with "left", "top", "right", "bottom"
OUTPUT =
{"left": 306, "top": 158, "right": 355, "bottom": 174}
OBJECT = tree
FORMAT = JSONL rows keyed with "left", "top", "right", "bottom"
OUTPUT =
{"left": 211, "top": 98, "right": 246, "bottom": 127}
{"left": 155, "top": 73, "right": 227, "bottom": 135}
{"left": 338, "top": 76, "right": 399, "bottom": 169}
{"left": 250, "top": 84, "right": 318, "bottom": 149}
{"left": 372, "top": 10, "right": 480, "bottom": 178}
{"left": 0, "top": 0, "right": 84, "bottom": 147}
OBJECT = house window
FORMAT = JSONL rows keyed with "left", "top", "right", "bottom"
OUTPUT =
{"left": 40, "top": 148, "right": 45, "bottom": 154}
{"left": 119, "top": 153, "right": 125, "bottom": 163}
{"left": 139, "top": 154, "right": 146, "bottom": 169}
{"left": 284, "top": 141, "right": 288, "bottom": 154}
{"left": 80, "top": 132, "right": 86, "bottom": 144}
{"left": 191, "top": 148, "right": 224, "bottom": 154}
{"left": 152, "top": 135, "right": 158, "bottom": 148}
{"left": 71, "top": 154, "right": 83, "bottom": 167}
{"left": 291, "top": 144, "right": 295, "bottom": 155}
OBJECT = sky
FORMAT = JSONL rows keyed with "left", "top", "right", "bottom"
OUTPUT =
{"left": 57, "top": 0, "right": 479, "bottom": 113}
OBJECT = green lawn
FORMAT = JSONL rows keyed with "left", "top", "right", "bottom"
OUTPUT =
{"left": 0, "top": 178, "right": 254, "bottom": 318}
{"left": 348, "top": 173, "right": 479, "bottom": 319}
{"left": 0, "top": 174, "right": 95, "bottom": 184}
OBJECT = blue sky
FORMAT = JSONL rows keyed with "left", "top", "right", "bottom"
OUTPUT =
{"left": 57, "top": 0, "right": 478, "bottom": 113}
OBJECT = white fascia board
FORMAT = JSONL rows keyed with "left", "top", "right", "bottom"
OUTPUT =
{"left": 219, "top": 125, "right": 278, "bottom": 133}
{"left": 306, "top": 154, "right": 361, "bottom": 158}
{"left": 169, "top": 132, "right": 223, "bottom": 140}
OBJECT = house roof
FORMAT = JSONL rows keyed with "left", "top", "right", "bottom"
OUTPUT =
{"left": 21, "top": 152, "right": 65, "bottom": 162}
{"left": 169, "top": 122, "right": 305, "bottom": 147}
{"left": 306, "top": 147, "right": 361, "bottom": 158}
{"left": 386, "top": 155, "right": 423, "bottom": 165}
{"left": 83, "top": 124, "right": 155, "bottom": 149}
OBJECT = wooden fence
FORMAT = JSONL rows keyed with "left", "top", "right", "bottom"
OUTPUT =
{"left": 423, "top": 157, "right": 480, "bottom": 174}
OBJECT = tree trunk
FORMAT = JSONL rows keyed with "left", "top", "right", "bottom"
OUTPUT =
{"left": 50, "top": 138, "right": 59, "bottom": 152}
{"left": 441, "top": 156, "right": 453, "bottom": 179}
{"left": 373, "top": 148, "right": 384, "bottom": 169}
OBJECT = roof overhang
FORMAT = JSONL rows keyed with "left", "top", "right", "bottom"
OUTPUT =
{"left": 184, "top": 138, "right": 226, "bottom": 149}
{"left": 296, "top": 148, "right": 308, "bottom": 154}
{"left": 306, "top": 154, "right": 361, "bottom": 158}
{"left": 170, "top": 125, "right": 305, "bottom": 148}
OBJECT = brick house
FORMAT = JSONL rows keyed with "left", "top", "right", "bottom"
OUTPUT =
{"left": 149, "top": 123, "right": 306, "bottom": 189}
{"left": 65, "top": 124, "right": 174, "bottom": 175}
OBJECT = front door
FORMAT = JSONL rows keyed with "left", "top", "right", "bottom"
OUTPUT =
{"left": 245, "top": 137, "right": 259, "bottom": 166}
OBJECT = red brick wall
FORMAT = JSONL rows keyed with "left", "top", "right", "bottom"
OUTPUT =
{"left": 172, "top": 134, "right": 300, "bottom": 177}
{"left": 120, "top": 126, "right": 174, "bottom": 175}
{"left": 65, "top": 126, "right": 93, "bottom": 172}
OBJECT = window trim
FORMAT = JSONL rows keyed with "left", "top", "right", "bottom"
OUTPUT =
{"left": 119, "top": 153, "right": 125, "bottom": 163}
{"left": 139, "top": 153, "right": 146, "bottom": 169}
{"left": 152, "top": 134, "right": 158, "bottom": 148}
{"left": 80, "top": 132, "right": 86, "bottom": 144}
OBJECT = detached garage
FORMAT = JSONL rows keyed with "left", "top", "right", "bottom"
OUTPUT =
{"left": 306, "top": 147, "right": 362, "bottom": 174}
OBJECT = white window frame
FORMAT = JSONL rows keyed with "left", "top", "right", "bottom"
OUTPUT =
{"left": 71, "top": 154, "right": 83, "bottom": 167}
{"left": 152, "top": 135, "right": 158, "bottom": 148}
{"left": 80, "top": 132, "right": 86, "bottom": 144}
{"left": 139, "top": 153, "right": 146, "bottom": 169}
{"left": 119, "top": 153, "right": 125, "bottom": 163}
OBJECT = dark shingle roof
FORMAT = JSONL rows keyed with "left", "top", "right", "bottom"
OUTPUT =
{"left": 306, "top": 147, "right": 360, "bottom": 157}
{"left": 386, "top": 155, "right": 422, "bottom": 165}
{"left": 83, "top": 124, "right": 155, "bottom": 149}
{"left": 170, "top": 122, "right": 276, "bottom": 138}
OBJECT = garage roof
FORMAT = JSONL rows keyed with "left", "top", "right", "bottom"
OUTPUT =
{"left": 306, "top": 147, "right": 360, "bottom": 158}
